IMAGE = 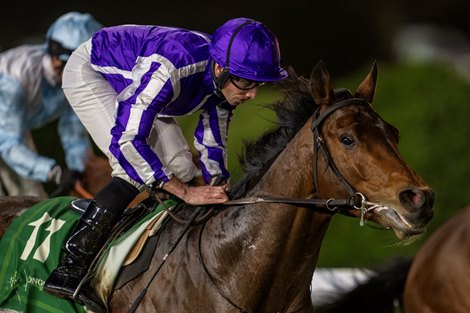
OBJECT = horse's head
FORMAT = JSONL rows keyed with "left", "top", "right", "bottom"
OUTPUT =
{"left": 310, "top": 61, "right": 434, "bottom": 240}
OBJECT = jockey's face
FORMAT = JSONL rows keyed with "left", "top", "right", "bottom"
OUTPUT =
{"left": 51, "top": 56, "right": 66, "bottom": 83}
{"left": 214, "top": 63, "right": 260, "bottom": 107}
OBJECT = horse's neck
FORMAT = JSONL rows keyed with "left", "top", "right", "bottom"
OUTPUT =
{"left": 253, "top": 117, "right": 331, "bottom": 252}
{"left": 254, "top": 118, "right": 316, "bottom": 198}
{"left": 212, "top": 121, "right": 332, "bottom": 307}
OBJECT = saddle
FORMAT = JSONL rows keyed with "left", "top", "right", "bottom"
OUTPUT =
{"left": 70, "top": 197, "right": 175, "bottom": 305}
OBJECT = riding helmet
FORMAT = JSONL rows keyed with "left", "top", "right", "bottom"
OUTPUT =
{"left": 46, "top": 11, "right": 103, "bottom": 61}
{"left": 209, "top": 17, "right": 288, "bottom": 82}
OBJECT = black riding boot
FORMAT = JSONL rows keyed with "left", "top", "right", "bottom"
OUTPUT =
{"left": 44, "top": 177, "right": 139, "bottom": 313}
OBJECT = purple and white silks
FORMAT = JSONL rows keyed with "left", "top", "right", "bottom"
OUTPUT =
{"left": 89, "top": 25, "right": 233, "bottom": 186}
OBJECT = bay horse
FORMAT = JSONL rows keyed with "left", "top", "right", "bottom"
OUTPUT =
{"left": 107, "top": 61, "right": 434, "bottom": 312}
{"left": 404, "top": 205, "right": 470, "bottom": 313}
{"left": 0, "top": 61, "right": 434, "bottom": 312}
{"left": 315, "top": 205, "right": 470, "bottom": 313}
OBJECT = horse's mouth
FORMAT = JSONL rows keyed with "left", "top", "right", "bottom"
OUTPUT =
{"left": 369, "top": 205, "right": 426, "bottom": 240}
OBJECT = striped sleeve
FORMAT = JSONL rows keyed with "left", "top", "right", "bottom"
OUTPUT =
{"left": 194, "top": 103, "right": 234, "bottom": 183}
{"left": 108, "top": 55, "right": 176, "bottom": 186}
{"left": 105, "top": 53, "right": 211, "bottom": 187}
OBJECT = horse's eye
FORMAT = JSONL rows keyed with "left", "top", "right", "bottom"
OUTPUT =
{"left": 340, "top": 135, "right": 354, "bottom": 146}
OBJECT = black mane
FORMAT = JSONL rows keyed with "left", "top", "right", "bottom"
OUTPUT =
{"left": 228, "top": 68, "right": 317, "bottom": 199}
{"left": 227, "top": 67, "right": 356, "bottom": 199}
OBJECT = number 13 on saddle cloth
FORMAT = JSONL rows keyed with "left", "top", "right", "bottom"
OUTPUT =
{"left": 0, "top": 196, "right": 173, "bottom": 313}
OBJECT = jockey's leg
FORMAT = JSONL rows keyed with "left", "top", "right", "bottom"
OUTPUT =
{"left": 44, "top": 177, "right": 139, "bottom": 313}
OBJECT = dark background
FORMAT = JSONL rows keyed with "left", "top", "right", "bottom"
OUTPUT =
{"left": 2, "top": 0, "right": 470, "bottom": 76}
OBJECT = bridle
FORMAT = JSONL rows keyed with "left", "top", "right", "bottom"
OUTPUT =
{"left": 312, "top": 98, "right": 365, "bottom": 197}
{"left": 198, "top": 97, "right": 386, "bottom": 313}
{"left": 223, "top": 97, "right": 382, "bottom": 219}
{"left": 128, "top": 97, "right": 385, "bottom": 313}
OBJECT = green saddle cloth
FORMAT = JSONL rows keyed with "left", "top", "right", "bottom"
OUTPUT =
{"left": 0, "top": 196, "right": 172, "bottom": 313}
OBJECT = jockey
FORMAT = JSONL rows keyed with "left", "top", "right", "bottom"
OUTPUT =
{"left": 43, "top": 17, "right": 288, "bottom": 312}
{"left": 0, "top": 12, "right": 103, "bottom": 197}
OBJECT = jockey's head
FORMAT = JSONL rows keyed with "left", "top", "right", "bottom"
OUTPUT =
{"left": 210, "top": 18, "right": 288, "bottom": 106}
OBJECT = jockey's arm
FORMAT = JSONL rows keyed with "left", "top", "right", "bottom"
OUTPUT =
{"left": 0, "top": 74, "right": 56, "bottom": 182}
{"left": 193, "top": 102, "right": 234, "bottom": 184}
{"left": 57, "top": 104, "right": 91, "bottom": 173}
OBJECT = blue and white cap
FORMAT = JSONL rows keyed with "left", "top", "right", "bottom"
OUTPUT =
{"left": 46, "top": 11, "right": 102, "bottom": 61}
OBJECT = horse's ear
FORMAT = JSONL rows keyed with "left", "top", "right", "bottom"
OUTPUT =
{"left": 310, "top": 60, "right": 335, "bottom": 107}
{"left": 354, "top": 61, "right": 378, "bottom": 103}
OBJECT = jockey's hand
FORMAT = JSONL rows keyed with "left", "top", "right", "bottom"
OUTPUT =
{"left": 161, "top": 176, "right": 229, "bottom": 205}
{"left": 48, "top": 165, "right": 82, "bottom": 196}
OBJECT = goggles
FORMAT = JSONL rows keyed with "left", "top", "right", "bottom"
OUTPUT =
{"left": 229, "top": 75, "right": 265, "bottom": 90}
{"left": 47, "top": 39, "right": 74, "bottom": 61}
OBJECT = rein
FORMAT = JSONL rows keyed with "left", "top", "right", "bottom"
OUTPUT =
{"left": 221, "top": 98, "right": 378, "bottom": 219}
{"left": 223, "top": 194, "right": 361, "bottom": 212}
{"left": 195, "top": 98, "right": 382, "bottom": 313}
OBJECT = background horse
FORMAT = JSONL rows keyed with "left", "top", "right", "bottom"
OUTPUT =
{"left": 0, "top": 61, "right": 435, "bottom": 312}
{"left": 404, "top": 204, "right": 470, "bottom": 313}
{"left": 69, "top": 153, "right": 113, "bottom": 198}
{"left": 315, "top": 205, "right": 470, "bottom": 313}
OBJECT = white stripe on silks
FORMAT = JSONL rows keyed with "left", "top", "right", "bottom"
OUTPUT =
{"left": 166, "top": 93, "right": 212, "bottom": 118}
{"left": 118, "top": 107, "right": 173, "bottom": 185}
{"left": 91, "top": 64, "right": 133, "bottom": 80}
{"left": 215, "top": 105, "right": 229, "bottom": 169}
{"left": 195, "top": 139, "right": 221, "bottom": 177}
{"left": 113, "top": 54, "right": 174, "bottom": 106}
{"left": 118, "top": 139, "right": 172, "bottom": 185}
{"left": 189, "top": 30, "right": 211, "bottom": 43}
{"left": 118, "top": 55, "right": 207, "bottom": 109}
{"left": 113, "top": 55, "right": 175, "bottom": 184}
{"left": 194, "top": 111, "right": 223, "bottom": 176}
{"left": 117, "top": 106, "right": 152, "bottom": 184}
{"left": 111, "top": 53, "right": 208, "bottom": 184}
{"left": 134, "top": 56, "right": 207, "bottom": 106}
{"left": 156, "top": 60, "right": 210, "bottom": 117}
{"left": 172, "top": 60, "right": 208, "bottom": 103}
{"left": 136, "top": 55, "right": 174, "bottom": 106}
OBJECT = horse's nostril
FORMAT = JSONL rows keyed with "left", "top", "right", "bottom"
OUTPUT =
{"left": 399, "top": 189, "right": 425, "bottom": 212}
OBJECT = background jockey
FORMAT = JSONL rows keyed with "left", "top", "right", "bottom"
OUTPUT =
{"left": 0, "top": 12, "right": 102, "bottom": 197}
{"left": 44, "top": 17, "right": 288, "bottom": 312}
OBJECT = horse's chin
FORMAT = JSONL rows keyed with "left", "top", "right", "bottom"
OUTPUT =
{"left": 371, "top": 206, "right": 426, "bottom": 241}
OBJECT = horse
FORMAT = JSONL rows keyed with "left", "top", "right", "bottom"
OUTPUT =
{"left": 70, "top": 152, "right": 113, "bottom": 198}
{"left": 314, "top": 205, "right": 470, "bottom": 313}
{"left": 404, "top": 204, "right": 470, "bottom": 313}
{"left": 0, "top": 61, "right": 435, "bottom": 313}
